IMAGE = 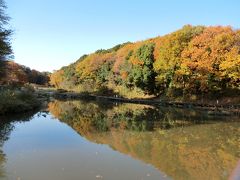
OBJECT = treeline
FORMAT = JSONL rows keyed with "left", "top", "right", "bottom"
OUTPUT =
{"left": 0, "top": 61, "right": 50, "bottom": 85}
{"left": 50, "top": 25, "right": 240, "bottom": 100}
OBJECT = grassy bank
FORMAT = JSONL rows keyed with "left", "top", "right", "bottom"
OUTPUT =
{"left": 0, "top": 87, "right": 41, "bottom": 115}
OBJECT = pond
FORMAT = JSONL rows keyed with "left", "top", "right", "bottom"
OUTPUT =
{"left": 0, "top": 100, "right": 239, "bottom": 180}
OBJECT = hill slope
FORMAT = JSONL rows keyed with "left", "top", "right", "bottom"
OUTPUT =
{"left": 50, "top": 25, "right": 240, "bottom": 101}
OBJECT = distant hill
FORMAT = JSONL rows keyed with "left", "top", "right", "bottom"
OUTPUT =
{"left": 50, "top": 25, "right": 240, "bottom": 101}
{"left": 0, "top": 60, "right": 50, "bottom": 85}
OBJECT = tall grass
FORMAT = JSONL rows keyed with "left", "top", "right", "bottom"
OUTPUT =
{"left": 0, "top": 88, "right": 40, "bottom": 115}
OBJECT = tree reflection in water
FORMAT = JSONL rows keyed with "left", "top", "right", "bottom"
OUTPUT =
{"left": 0, "top": 111, "right": 37, "bottom": 178}
{"left": 49, "top": 100, "right": 240, "bottom": 180}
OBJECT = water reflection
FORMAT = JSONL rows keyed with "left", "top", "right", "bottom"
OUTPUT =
{"left": 0, "top": 111, "right": 37, "bottom": 178}
{"left": 48, "top": 100, "right": 240, "bottom": 180}
{"left": 1, "top": 109, "right": 166, "bottom": 180}
{"left": 0, "top": 123, "right": 9, "bottom": 178}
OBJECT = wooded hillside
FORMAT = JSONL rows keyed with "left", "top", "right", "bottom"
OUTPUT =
{"left": 50, "top": 25, "right": 240, "bottom": 100}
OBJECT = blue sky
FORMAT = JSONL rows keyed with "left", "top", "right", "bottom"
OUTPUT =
{"left": 7, "top": 0, "right": 240, "bottom": 72}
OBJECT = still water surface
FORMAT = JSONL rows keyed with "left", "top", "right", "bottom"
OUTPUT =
{"left": 0, "top": 100, "right": 239, "bottom": 180}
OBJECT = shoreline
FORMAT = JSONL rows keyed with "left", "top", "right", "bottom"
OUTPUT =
{"left": 49, "top": 91, "right": 240, "bottom": 116}
{"left": 1, "top": 87, "right": 239, "bottom": 116}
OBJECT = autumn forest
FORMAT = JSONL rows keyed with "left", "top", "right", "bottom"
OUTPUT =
{"left": 0, "top": 0, "right": 240, "bottom": 179}
{"left": 50, "top": 25, "right": 240, "bottom": 102}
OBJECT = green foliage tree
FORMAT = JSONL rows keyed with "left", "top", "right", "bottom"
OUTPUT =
{"left": 128, "top": 43, "right": 156, "bottom": 93}
{"left": 96, "top": 61, "right": 113, "bottom": 84}
{"left": 0, "top": 0, "right": 12, "bottom": 61}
